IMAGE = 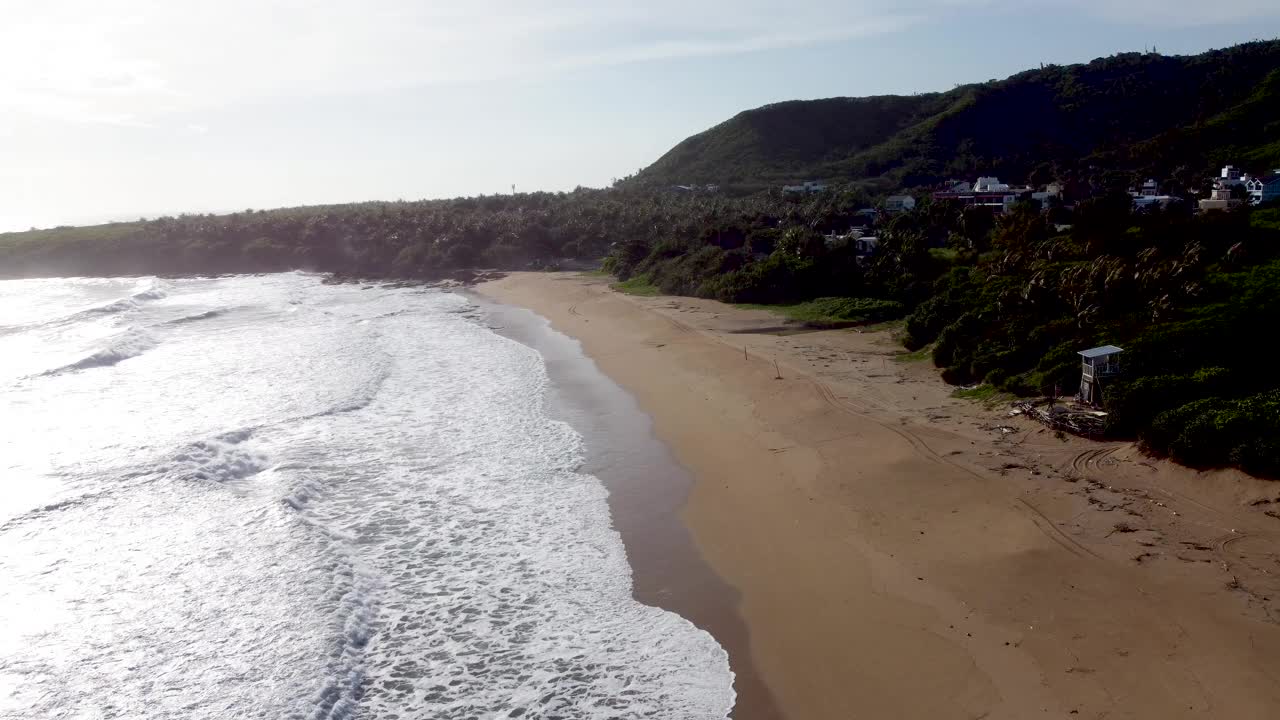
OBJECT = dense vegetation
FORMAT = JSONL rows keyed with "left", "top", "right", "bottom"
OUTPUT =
{"left": 905, "top": 203, "right": 1280, "bottom": 476}
{"left": 605, "top": 191, "right": 1280, "bottom": 477}
{"left": 631, "top": 41, "right": 1280, "bottom": 193}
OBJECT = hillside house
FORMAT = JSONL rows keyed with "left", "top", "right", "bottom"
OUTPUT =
{"left": 783, "top": 181, "right": 827, "bottom": 194}
{"left": 884, "top": 195, "right": 916, "bottom": 213}
{"left": 1199, "top": 184, "right": 1244, "bottom": 212}
{"left": 932, "top": 176, "right": 1037, "bottom": 215}
{"left": 1131, "top": 179, "right": 1159, "bottom": 197}
{"left": 973, "top": 177, "right": 1011, "bottom": 192}
{"left": 670, "top": 183, "right": 721, "bottom": 194}
{"left": 1245, "top": 176, "right": 1264, "bottom": 204}
{"left": 1031, "top": 184, "right": 1062, "bottom": 205}
{"left": 1220, "top": 165, "right": 1244, "bottom": 186}
{"left": 853, "top": 236, "right": 879, "bottom": 263}
{"left": 1130, "top": 178, "right": 1179, "bottom": 210}
{"left": 932, "top": 188, "right": 1019, "bottom": 214}
{"left": 1078, "top": 345, "right": 1122, "bottom": 406}
{"left": 1252, "top": 173, "right": 1280, "bottom": 205}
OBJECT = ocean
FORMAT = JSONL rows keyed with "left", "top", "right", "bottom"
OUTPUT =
{"left": 0, "top": 273, "right": 734, "bottom": 719}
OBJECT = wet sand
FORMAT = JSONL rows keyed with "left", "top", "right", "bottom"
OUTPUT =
{"left": 478, "top": 272, "right": 1280, "bottom": 720}
{"left": 474, "top": 296, "right": 781, "bottom": 719}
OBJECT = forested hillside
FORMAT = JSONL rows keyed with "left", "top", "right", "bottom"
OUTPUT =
{"left": 0, "top": 191, "right": 746, "bottom": 279}
{"left": 603, "top": 194, "right": 1280, "bottom": 477}
{"left": 633, "top": 41, "right": 1280, "bottom": 192}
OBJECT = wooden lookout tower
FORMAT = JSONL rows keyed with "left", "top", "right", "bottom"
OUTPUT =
{"left": 1078, "top": 345, "right": 1122, "bottom": 406}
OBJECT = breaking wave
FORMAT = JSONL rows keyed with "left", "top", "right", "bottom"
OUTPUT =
{"left": 131, "top": 278, "right": 170, "bottom": 301}
{"left": 163, "top": 430, "right": 269, "bottom": 485}
{"left": 67, "top": 297, "right": 138, "bottom": 321}
{"left": 40, "top": 279, "right": 169, "bottom": 328}
{"left": 167, "top": 307, "right": 233, "bottom": 325}
{"left": 43, "top": 327, "right": 156, "bottom": 375}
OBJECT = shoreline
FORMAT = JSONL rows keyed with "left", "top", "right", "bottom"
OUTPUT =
{"left": 478, "top": 272, "right": 1280, "bottom": 720}
{"left": 471, "top": 294, "right": 781, "bottom": 719}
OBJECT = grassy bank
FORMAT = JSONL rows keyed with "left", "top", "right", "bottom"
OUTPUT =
{"left": 612, "top": 275, "right": 662, "bottom": 296}
{"left": 735, "top": 297, "right": 905, "bottom": 327}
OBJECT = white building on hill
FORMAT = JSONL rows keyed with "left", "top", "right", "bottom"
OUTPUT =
{"left": 782, "top": 181, "right": 827, "bottom": 194}
{"left": 884, "top": 195, "right": 916, "bottom": 213}
{"left": 973, "top": 177, "right": 1010, "bottom": 193}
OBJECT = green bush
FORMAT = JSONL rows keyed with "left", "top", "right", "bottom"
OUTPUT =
{"left": 1105, "top": 367, "right": 1233, "bottom": 436}
{"left": 1145, "top": 389, "right": 1280, "bottom": 476}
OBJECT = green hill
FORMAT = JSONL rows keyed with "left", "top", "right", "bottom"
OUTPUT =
{"left": 633, "top": 40, "right": 1280, "bottom": 192}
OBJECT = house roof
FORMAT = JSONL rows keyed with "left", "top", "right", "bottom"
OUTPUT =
{"left": 1079, "top": 345, "right": 1123, "bottom": 358}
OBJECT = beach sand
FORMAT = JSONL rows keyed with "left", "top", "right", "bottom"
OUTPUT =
{"left": 478, "top": 272, "right": 1280, "bottom": 720}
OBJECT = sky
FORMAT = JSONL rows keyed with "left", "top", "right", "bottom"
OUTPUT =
{"left": 2, "top": 1, "right": 1279, "bottom": 231}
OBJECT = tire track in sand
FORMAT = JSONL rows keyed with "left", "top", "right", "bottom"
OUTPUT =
{"left": 811, "top": 378, "right": 1102, "bottom": 561}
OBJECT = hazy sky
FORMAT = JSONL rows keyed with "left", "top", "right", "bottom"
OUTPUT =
{"left": 2, "top": 1, "right": 1279, "bottom": 231}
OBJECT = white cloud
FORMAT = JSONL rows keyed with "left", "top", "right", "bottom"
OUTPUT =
{"left": 0, "top": 0, "right": 1275, "bottom": 127}
{"left": 0, "top": 1, "right": 926, "bottom": 126}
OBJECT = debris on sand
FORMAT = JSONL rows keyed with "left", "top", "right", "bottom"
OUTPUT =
{"left": 1013, "top": 400, "right": 1107, "bottom": 438}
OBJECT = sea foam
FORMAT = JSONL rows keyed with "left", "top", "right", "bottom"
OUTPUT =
{"left": 0, "top": 274, "right": 735, "bottom": 720}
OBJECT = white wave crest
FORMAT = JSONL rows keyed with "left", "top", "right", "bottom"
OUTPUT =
{"left": 167, "top": 307, "right": 232, "bottom": 325}
{"left": 165, "top": 430, "right": 269, "bottom": 484}
{"left": 71, "top": 297, "right": 138, "bottom": 320}
{"left": 44, "top": 327, "right": 156, "bottom": 375}
{"left": 131, "top": 278, "right": 170, "bottom": 301}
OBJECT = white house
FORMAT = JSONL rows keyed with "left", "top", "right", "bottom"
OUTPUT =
{"left": 783, "top": 181, "right": 828, "bottom": 194}
{"left": 1031, "top": 183, "right": 1062, "bottom": 205}
{"left": 1199, "top": 183, "right": 1244, "bottom": 212}
{"left": 932, "top": 177, "right": 1020, "bottom": 215}
{"left": 1245, "top": 176, "right": 1264, "bottom": 204}
{"left": 1220, "top": 165, "right": 1244, "bottom": 186}
{"left": 973, "top": 176, "right": 1010, "bottom": 193}
{"left": 884, "top": 195, "right": 916, "bottom": 213}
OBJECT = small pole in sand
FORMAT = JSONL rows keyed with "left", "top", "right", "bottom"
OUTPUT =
{"left": 744, "top": 346, "right": 748, "bottom": 361}
{"left": 774, "top": 359, "right": 783, "bottom": 380}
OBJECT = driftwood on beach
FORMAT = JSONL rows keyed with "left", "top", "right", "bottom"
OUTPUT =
{"left": 1011, "top": 399, "right": 1108, "bottom": 438}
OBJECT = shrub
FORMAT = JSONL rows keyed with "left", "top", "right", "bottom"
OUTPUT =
{"left": 1145, "top": 389, "right": 1280, "bottom": 476}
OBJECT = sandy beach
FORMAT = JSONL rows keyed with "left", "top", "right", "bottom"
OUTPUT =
{"left": 478, "top": 272, "right": 1280, "bottom": 720}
